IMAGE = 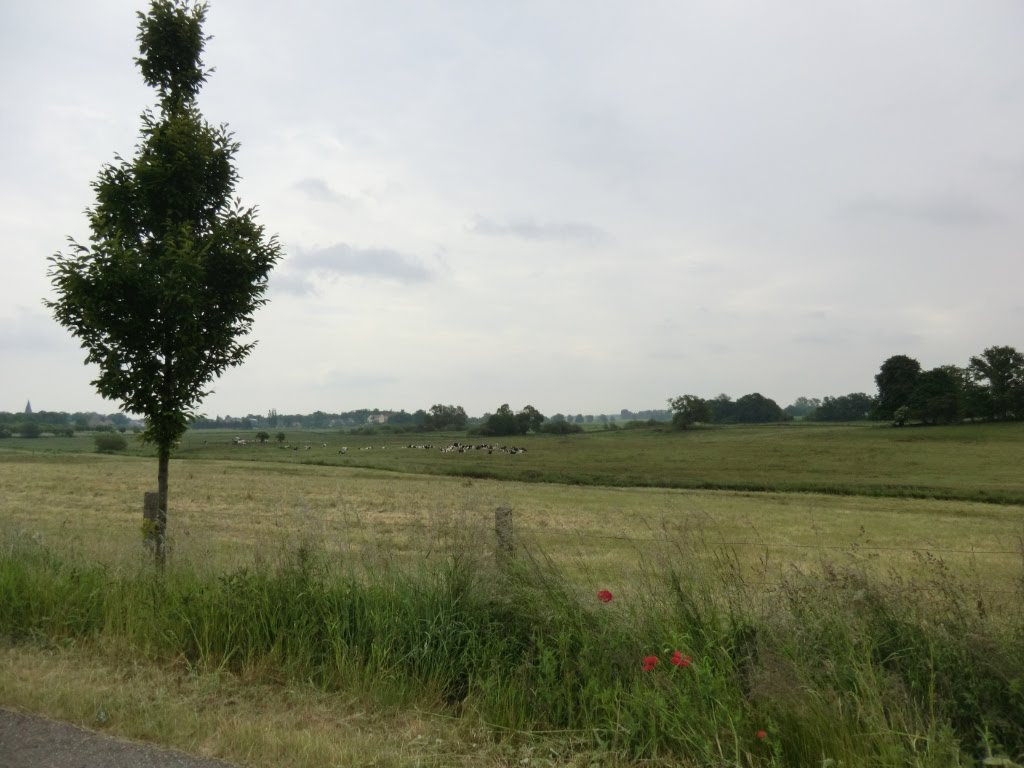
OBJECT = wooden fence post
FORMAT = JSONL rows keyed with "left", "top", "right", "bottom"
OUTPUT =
{"left": 143, "top": 492, "right": 159, "bottom": 552}
{"left": 496, "top": 505, "right": 514, "bottom": 564}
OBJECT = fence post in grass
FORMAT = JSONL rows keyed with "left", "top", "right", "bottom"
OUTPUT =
{"left": 143, "top": 491, "right": 159, "bottom": 551}
{"left": 496, "top": 505, "right": 514, "bottom": 565}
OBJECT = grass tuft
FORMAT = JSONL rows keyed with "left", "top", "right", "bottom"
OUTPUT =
{"left": 2, "top": 529, "right": 1023, "bottom": 766}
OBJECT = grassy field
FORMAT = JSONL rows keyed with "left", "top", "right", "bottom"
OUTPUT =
{"left": 5, "top": 420, "right": 1024, "bottom": 503}
{"left": 2, "top": 450, "right": 1022, "bottom": 592}
{"left": 2, "top": 422, "right": 1023, "bottom": 766}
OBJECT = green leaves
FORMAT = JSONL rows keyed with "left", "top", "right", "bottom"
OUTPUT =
{"left": 135, "top": 0, "right": 209, "bottom": 111}
{"left": 46, "top": 0, "right": 281, "bottom": 556}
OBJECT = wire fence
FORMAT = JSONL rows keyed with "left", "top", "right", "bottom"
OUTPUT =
{"left": 320, "top": 505, "right": 1024, "bottom": 599}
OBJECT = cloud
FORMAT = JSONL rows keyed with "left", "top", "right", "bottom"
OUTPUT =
{"left": 267, "top": 271, "right": 317, "bottom": 297}
{"left": 292, "top": 177, "right": 354, "bottom": 205}
{"left": 468, "top": 215, "right": 610, "bottom": 246}
{"left": 845, "top": 195, "right": 1001, "bottom": 229}
{"left": 272, "top": 243, "right": 436, "bottom": 295}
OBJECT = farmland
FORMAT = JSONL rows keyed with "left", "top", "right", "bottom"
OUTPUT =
{"left": 1, "top": 422, "right": 1023, "bottom": 766}
{"left": 7, "top": 419, "right": 1024, "bottom": 502}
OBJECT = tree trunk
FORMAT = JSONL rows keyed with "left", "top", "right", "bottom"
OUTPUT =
{"left": 156, "top": 444, "right": 170, "bottom": 567}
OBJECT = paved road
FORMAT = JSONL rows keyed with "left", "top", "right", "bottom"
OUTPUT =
{"left": 0, "top": 709, "right": 237, "bottom": 768}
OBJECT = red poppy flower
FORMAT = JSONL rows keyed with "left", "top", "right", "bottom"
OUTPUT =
{"left": 597, "top": 590, "right": 613, "bottom": 603}
{"left": 755, "top": 729, "right": 767, "bottom": 741}
{"left": 670, "top": 650, "right": 692, "bottom": 667}
{"left": 642, "top": 655, "right": 659, "bottom": 671}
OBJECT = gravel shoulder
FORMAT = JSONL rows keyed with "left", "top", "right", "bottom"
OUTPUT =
{"left": 0, "top": 709, "right": 237, "bottom": 768}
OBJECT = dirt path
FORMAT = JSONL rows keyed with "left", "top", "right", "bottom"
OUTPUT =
{"left": 0, "top": 709, "right": 237, "bottom": 768}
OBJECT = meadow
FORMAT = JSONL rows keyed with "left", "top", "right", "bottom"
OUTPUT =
{"left": 9, "top": 419, "right": 1024, "bottom": 503}
{"left": 1, "top": 422, "right": 1023, "bottom": 766}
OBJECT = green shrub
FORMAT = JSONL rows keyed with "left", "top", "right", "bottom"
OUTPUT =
{"left": 94, "top": 433, "right": 128, "bottom": 452}
{"left": 538, "top": 420, "right": 584, "bottom": 434}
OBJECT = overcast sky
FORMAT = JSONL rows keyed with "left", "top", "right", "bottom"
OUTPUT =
{"left": 2, "top": 1, "right": 1022, "bottom": 418}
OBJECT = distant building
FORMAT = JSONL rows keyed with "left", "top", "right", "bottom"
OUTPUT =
{"left": 366, "top": 412, "right": 391, "bottom": 425}
{"left": 24, "top": 400, "right": 32, "bottom": 414}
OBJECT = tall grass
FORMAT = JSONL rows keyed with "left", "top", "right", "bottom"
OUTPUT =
{"left": 1, "top": 532, "right": 1022, "bottom": 766}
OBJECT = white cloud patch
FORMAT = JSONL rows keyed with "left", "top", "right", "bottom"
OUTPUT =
{"left": 468, "top": 215, "right": 610, "bottom": 246}
{"left": 273, "top": 243, "right": 436, "bottom": 295}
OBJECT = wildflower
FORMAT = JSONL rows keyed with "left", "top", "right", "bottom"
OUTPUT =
{"left": 670, "top": 650, "right": 692, "bottom": 667}
{"left": 756, "top": 729, "right": 767, "bottom": 741}
{"left": 642, "top": 655, "right": 659, "bottom": 672}
{"left": 597, "top": 589, "right": 613, "bottom": 603}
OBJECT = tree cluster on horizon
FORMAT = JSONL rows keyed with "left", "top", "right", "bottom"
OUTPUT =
{"left": 9, "top": 344, "right": 1020, "bottom": 439}
{"left": 668, "top": 344, "right": 1023, "bottom": 429}
{"left": 874, "top": 345, "right": 1024, "bottom": 425}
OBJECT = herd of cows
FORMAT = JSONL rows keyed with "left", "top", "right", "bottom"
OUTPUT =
{"left": 229, "top": 438, "right": 528, "bottom": 456}
{"left": 419, "top": 442, "right": 528, "bottom": 455}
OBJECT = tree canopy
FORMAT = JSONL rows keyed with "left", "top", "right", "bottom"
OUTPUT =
{"left": 707, "top": 393, "right": 786, "bottom": 424}
{"left": 667, "top": 395, "right": 712, "bottom": 429}
{"left": 874, "top": 355, "right": 922, "bottom": 419}
{"left": 970, "top": 346, "right": 1024, "bottom": 420}
{"left": 476, "top": 404, "right": 546, "bottom": 437}
{"left": 810, "top": 393, "right": 873, "bottom": 422}
{"left": 424, "top": 404, "right": 469, "bottom": 431}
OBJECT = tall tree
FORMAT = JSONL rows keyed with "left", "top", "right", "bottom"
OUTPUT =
{"left": 732, "top": 392, "right": 786, "bottom": 423}
{"left": 873, "top": 355, "right": 922, "bottom": 419}
{"left": 969, "top": 345, "right": 1024, "bottom": 420}
{"left": 517, "top": 404, "right": 545, "bottom": 433}
{"left": 46, "top": 0, "right": 281, "bottom": 564}
{"left": 708, "top": 394, "right": 736, "bottom": 423}
{"left": 667, "top": 394, "right": 712, "bottom": 429}
{"left": 908, "top": 368, "right": 961, "bottom": 425}
{"left": 479, "top": 404, "right": 523, "bottom": 437}
{"left": 939, "top": 364, "right": 989, "bottom": 421}
{"left": 425, "top": 404, "right": 468, "bottom": 431}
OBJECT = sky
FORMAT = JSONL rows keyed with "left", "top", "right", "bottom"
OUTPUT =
{"left": 2, "top": 1, "right": 1022, "bottom": 419}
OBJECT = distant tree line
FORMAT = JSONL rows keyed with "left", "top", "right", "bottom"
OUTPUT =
{"left": 668, "top": 344, "right": 1023, "bottom": 429}
{"left": 667, "top": 392, "right": 788, "bottom": 429}
{"left": 471, "top": 404, "right": 545, "bottom": 437}
{"left": 782, "top": 394, "right": 875, "bottom": 422}
{"left": 789, "top": 345, "right": 1023, "bottom": 425}
{"left": 0, "top": 409, "right": 134, "bottom": 438}
{"left": 11, "top": 343, "right": 1018, "bottom": 440}
{"left": 872, "top": 345, "right": 1023, "bottom": 425}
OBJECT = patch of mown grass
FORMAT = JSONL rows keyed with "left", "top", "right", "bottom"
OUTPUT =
{"left": 4, "top": 453, "right": 1023, "bottom": 595}
{"left": 2, "top": 533, "right": 1022, "bottom": 766}
{"left": 179, "top": 421, "right": 1024, "bottom": 505}
{"left": 7, "top": 421, "right": 1024, "bottom": 504}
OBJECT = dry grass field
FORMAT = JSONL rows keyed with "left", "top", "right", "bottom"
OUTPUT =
{"left": 2, "top": 426, "right": 1023, "bottom": 767}
{"left": 3, "top": 451, "right": 1021, "bottom": 595}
